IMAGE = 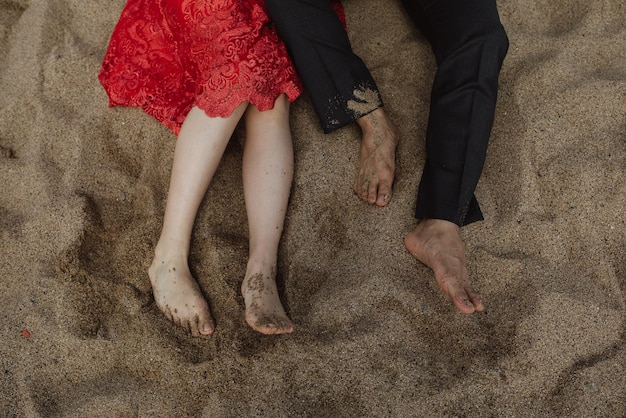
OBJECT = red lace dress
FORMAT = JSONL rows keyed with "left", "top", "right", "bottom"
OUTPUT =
{"left": 99, "top": 0, "right": 345, "bottom": 135}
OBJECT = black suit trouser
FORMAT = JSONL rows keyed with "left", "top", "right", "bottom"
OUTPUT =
{"left": 265, "top": 0, "right": 509, "bottom": 226}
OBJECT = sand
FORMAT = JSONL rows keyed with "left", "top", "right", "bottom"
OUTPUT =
{"left": 1, "top": 0, "right": 625, "bottom": 416}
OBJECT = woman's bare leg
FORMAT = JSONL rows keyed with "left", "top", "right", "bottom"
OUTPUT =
{"left": 149, "top": 104, "right": 247, "bottom": 337}
{"left": 240, "top": 95, "right": 294, "bottom": 334}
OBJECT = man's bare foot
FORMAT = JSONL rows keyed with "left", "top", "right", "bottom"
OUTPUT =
{"left": 403, "top": 219, "right": 484, "bottom": 314}
{"left": 241, "top": 266, "right": 293, "bottom": 335}
{"left": 354, "top": 107, "right": 399, "bottom": 206}
{"left": 148, "top": 254, "right": 215, "bottom": 337}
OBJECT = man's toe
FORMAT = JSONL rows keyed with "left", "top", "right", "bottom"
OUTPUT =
{"left": 376, "top": 185, "right": 392, "bottom": 206}
{"left": 452, "top": 293, "right": 477, "bottom": 314}
{"left": 367, "top": 181, "right": 379, "bottom": 204}
{"left": 468, "top": 292, "right": 484, "bottom": 312}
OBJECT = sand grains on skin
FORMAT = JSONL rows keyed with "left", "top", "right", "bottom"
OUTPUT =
{"left": 242, "top": 270, "right": 294, "bottom": 335}
{"left": 353, "top": 107, "right": 400, "bottom": 206}
{"left": 148, "top": 258, "right": 215, "bottom": 337}
{"left": 403, "top": 219, "right": 484, "bottom": 315}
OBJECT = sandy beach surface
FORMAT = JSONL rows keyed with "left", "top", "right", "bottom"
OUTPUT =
{"left": 1, "top": 0, "right": 625, "bottom": 416}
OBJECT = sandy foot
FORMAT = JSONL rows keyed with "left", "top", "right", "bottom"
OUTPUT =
{"left": 148, "top": 256, "right": 215, "bottom": 337}
{"left": 241, "top": 268, "right": 294, "bottom": 335}
{"left": 404, "top": 219, "right": 484, "bottom": 314}
{"left": 353, "top": 107, "right": 400, "bottom": 206}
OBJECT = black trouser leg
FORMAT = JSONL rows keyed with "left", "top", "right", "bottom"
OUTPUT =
{"left": 264, "top": 0, "right": 383, "bottom": 133}
{"left": 401, "top": 0, "right": 509, "bottom": 226}
{"left": 267, "top": 0, "right": 508, "bottom": 225}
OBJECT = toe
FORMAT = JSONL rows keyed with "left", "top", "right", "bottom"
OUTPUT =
{"left": 356, "top": 180, "right": 369, "bottom": 202}
{"left": 162, "top": 305, "right": 174, "bottom": 322}
{"left": 367, "top": 180, "right": 379, "bottom": 204}
{"left": 468, "top": 291, "right": 484, "bottom": 312}
{"left": 452, "top": 294, "right": 476, "bottom": 314}
{"left": 180, "top": 318, "right": 189, "bottom": 333}
{"left": 199, "top": 314, "right": 215, "bottom": 336}
{"left": 193, "top": 299, "right": 214, "bottom": 336}
{"left": 441, "top": 276, "right": 477, "bottom": 314}
{"left": 189, "top": 315, "right": 201, "bottom": 337}
{"left": 376, "top": 185, "right": 392, "bottom": 206}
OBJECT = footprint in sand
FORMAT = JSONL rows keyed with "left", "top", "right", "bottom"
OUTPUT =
{"left": 0, "top": 0, "right": 27, "bottom": 42}
{"left": 0, "top": 143, "right": 16, "bottom": 159}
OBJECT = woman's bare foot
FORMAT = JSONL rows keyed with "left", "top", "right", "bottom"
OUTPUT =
{"left": 148, "top": 253, "right": 215, "bottom": 337}
{"left": 354, "top": 108, "right": 400, "bottom": 207}
{"left": 403, "top": 219, "right": 484, "bottom": 314}
{"left": 241, "top": 266, "right": 293, "bottom": 335}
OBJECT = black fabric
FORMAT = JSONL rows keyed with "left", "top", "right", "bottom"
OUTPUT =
{"left": 402, "top": 0, "right": 509, "bottom": 225}
{"left": 266, "top": 0, "right": 509, "bottom": 226}
{"left": 264, "top": 0, "right": 383, "bottom": 133}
